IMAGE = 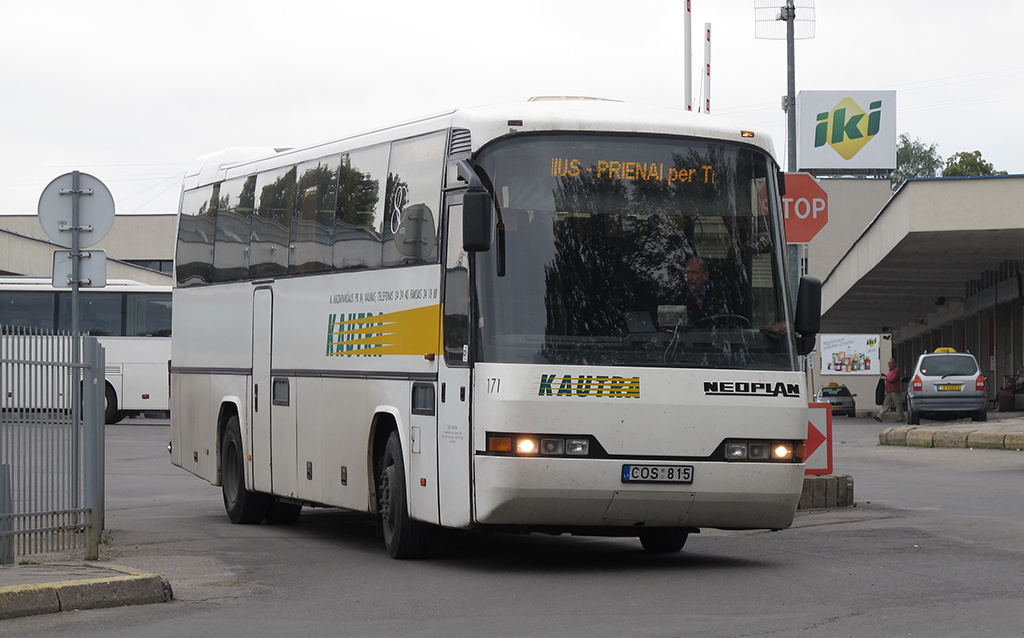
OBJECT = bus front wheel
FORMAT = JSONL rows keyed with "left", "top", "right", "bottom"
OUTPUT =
{"left": 377, "top": 430, "right": 427, "bottom": 559}
{"left": 221, "top": 415, "right": 268, "bottom": 524}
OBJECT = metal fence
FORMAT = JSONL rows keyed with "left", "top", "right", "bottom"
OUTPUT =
{"left": 0, "top": 327, "right": 105, "bottom": 563}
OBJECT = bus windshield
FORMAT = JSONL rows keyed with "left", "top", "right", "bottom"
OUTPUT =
{"left": 470, "top": 133, "right": 796, "bottom": 371}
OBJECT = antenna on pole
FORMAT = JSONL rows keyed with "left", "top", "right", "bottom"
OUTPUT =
{"left": 684, "top": 1, "right": 692, "bottom": 111}
{"left": 754, "top": 0, "right": 816, "bottom": 171}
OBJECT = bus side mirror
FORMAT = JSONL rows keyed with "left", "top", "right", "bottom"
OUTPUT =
{"left": 457, "top": 160, "right": 492, "bottom": 252}
{"left": 794, "top": 275, "right": 821, "bottom": 356}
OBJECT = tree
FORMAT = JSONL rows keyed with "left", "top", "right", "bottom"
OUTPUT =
{"left": 892, "top": 134, "right": 942, "bottom": 193}
{"left": 941, "top": 150, "right": 1008, "bottom": 178}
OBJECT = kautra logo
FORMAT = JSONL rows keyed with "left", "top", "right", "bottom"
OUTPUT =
{"left": 814, "top": 97, "right": 883, "bottom": 160}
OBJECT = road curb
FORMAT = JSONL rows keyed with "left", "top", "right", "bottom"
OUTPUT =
{"left": 879, "top": 425, "right": 1024, "bottom": 451}
{"left": 0, "top": 564, "right": 172, "bottom": 620}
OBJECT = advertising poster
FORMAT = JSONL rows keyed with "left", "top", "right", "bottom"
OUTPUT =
{"left": 820, "top": 334, "right": 880, "bottom": 375}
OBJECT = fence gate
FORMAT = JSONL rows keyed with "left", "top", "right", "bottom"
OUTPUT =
{"left": 0, "top": 327, "right": 105, "bottom": 563}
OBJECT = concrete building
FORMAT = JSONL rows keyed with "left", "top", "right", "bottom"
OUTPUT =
{"left": 814, "top": 174, "right": 1024, "bottom": 411}
{"left": 0, "top": 214, "right": 174, "bottom": 286}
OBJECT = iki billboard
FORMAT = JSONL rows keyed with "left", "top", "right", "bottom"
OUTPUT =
{"left": 796, "top": 91, "right": 896, "bottom": 171}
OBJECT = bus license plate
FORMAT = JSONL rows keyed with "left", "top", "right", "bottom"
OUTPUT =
{"left": 622, "top": 464, "right": 693, "bottom": 484}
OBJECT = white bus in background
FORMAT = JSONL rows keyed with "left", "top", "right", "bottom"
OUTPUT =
{"left": 170, "top": 98, "right": 821, "bottom": 558}
{"left": 0, "top": 278, "right": 172, "bottom": 423}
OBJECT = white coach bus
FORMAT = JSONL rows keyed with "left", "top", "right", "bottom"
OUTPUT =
{"left": 0, "top": 277, "right": 172, "bottom": 423}
{"left": 169, "top": 98, "right": 821, "bottom": 558}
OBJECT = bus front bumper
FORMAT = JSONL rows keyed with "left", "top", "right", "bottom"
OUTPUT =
{"left": 473, "top": 455, "right": 803, "bottom": 532}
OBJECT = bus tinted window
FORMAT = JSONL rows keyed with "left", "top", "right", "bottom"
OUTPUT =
{"left": 215, "top": 176, "right": 255, "bottom": 282}
{"left": 176, "top": 186, "right": 218, "bottom": 286}
{"left": 0, "top": 291, "right": 56, "bottom": 330}
{"left": 334, "top": 146, "right": 387, "bottom": 270}
{"left": 382, "top": 133, "right": 444, "bottom": 266}
{"left": 251, "top": 166, "right": 295, "bottom": 278}
{"left": 292, "top": 157, "right": 339, "bottom": 275}
{"left": 126, "top": 292, "right": 172, "bottom": 337}
{"left": 59, "top": 292, "right": 122, "bottom": 336}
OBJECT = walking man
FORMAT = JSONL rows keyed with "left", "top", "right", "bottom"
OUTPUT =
{"left": 875, "top": 358, "right": 904, "bottom": 422}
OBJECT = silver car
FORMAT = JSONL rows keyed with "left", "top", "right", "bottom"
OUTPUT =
{"left": 906, "top": 349, "right": 987, "bottom": 424}
{"left": 815, "top": 383, "right": 857, "bottom": 417}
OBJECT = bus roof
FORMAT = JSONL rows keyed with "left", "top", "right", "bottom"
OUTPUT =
{"left": 183, "top": 98, "right": 778, "bottom": 190}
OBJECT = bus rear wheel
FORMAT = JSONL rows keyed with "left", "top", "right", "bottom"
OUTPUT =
{"left": 222, "top": 415, "right": 268, "bottom": 524}
{"left": 639, "top": 529, "right": 689, "bottom": 553}
{"left": 377, "top": 430, "right": 427, "bottom": 559}
{"left": 103, "top": 383, "right": 123, "bottom": 424}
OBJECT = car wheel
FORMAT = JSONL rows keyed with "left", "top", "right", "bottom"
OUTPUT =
{"left": 971, "top": 408, "right": 987, "bottom": 422}
{"left": 907, "top": 402, "right": 919, "bottom": 425}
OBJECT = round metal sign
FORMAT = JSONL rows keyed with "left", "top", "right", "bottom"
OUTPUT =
{"left": 37, "top": 172, "right": 115, "bottom": 248}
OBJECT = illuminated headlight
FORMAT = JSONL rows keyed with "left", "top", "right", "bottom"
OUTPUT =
{"left": 773, "top": 444, "right": 794, "bottom": 460}
{"left": 516, "top": 437, "right": 538, "bottom": 454}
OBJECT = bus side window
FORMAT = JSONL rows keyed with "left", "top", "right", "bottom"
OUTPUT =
{"left": 176, "top": 185, "right": 218, "bottom": 286}
{"left": 292, "top": 157, "right": 339, "bottom": 275}
{"left": 444, "top": 202, "right": 470, "bottom": 365}
{"left": 0, "top": 291, "right": 57, "bottom": 330}
{"left": 382, "top": 132, "right": 445, "bottom": 267}
{"left": 334, "top": 146, "right": 387, "bottom": 271}
{"left": 251, "top": 166, "right": 296, "bottom": 278}
{"left": 215, "top": 176, "right": 255, "bottom": 282}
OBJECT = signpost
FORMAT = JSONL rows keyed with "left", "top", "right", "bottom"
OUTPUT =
{"left": 37, "top": 171, "right": 115, "bottom": 506}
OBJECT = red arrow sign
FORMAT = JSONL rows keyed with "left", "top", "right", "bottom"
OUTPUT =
{"left": 805, "top": 403, "right": 833, "bottom": 475}
{"left": 806, "top": 420, "right": 827, "bottom": 459}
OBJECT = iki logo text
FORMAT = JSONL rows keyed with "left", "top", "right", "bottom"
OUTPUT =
{"left": 814, "top": 97, "right": 883, "bottom": 160}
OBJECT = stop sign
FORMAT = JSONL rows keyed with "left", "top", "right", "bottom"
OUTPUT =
{"left": 783, "top": 173, "right": 828, "bottom": 243}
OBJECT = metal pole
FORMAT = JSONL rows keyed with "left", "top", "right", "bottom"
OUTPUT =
{"left": 71, "top": 171, "right": 81, "bottom": 509}
{"left": 83, "top": 337, "right": 98, "bottom": 559}
{"left": 1, "top": 463, "right": 13, "bottom": 565}
{"left": 786, "top": 0, "right": 797, "bottom": 172}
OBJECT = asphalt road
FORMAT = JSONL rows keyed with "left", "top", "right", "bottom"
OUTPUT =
{"left": 4, "top": 415, "right": 1024, "bottom": 637}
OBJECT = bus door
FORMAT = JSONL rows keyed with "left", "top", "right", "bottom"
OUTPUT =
{"left": 435, "top": 201, "right": 473, "bottom": 527}
{"left": 252, "top": 287, "right": 273, "bottom": 493}
{"left": 252, "top": 286, "right": 297, "bottom": 497}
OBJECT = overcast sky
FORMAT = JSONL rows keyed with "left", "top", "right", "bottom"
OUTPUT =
{"left": 3, "top": 0, "right": 1021, "bottom": 217}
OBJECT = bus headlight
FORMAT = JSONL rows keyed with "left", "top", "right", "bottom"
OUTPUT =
{"left": 516, "top": 437, "right": 538, "bottom": 454}
{"left": 487, "top": 433, "right": 593, "bottom": 457}
{"left": 725, "top": 443, "right": 747, "bottom": 460}
{"left": 723, "top": 439, "right": 803, "bottom": 463}
{"left": 773, "top": 444, "right": 793, "bottom": 460}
